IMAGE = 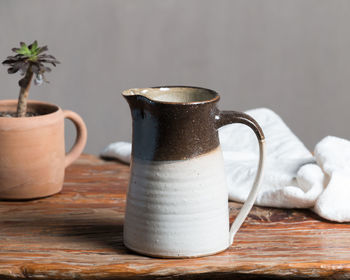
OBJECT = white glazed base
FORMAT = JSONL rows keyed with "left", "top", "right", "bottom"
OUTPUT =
{"left": 124, "top": 147, "right": 230, "bottom": 258}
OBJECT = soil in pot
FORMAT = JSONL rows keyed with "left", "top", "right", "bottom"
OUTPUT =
{"left": 0, "top": 112, "right": 40, "bottom": 117}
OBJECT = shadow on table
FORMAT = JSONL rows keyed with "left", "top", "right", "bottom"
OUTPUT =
{"left": 0, "top": 210, "right": 133, "bottom": 254}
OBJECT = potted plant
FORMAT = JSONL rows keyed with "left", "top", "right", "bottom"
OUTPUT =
{"left": 0, "top": 41, "right": 87, "bottom": 199}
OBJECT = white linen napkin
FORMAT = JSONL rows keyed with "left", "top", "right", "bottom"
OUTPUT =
{"left": 101, "top": 108, "right": 350, "bottom": 222}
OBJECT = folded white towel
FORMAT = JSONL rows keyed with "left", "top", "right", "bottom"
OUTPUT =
{"left": 101, "top": 108, "right": 350, "bottom": 222}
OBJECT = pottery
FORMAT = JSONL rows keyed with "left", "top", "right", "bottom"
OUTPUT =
{"left": 0, "top": 100, "right": 87, "bottom": 200}
{"left": 122, "top": 86, "right": 265, "bottom": 258}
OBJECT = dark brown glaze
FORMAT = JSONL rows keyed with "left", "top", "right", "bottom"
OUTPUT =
{"left": 124, "top": 94, "right": 220, "bottom": 161}
{"left": 123, "top": 87, "right": 264, "bottom": 161}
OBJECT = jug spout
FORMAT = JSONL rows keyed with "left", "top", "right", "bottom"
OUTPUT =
{"left": 122, "top": 88, "right": 171, "bottom": 120}
{"left": 122, "top": 88, "right": 154, "bottom": 107}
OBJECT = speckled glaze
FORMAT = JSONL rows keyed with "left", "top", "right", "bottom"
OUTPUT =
{"left": 123, "top": 87, "right": 265, "bottom": 258}
{"left": 0, "top": 100, "right": 87, "bottom": 200}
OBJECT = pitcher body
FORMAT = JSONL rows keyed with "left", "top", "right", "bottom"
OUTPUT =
{"left": 123, "top": 87, "right": 265, "bottom": 258}
{"left": 124, "top": 147, "right": 230, "bottom": 257}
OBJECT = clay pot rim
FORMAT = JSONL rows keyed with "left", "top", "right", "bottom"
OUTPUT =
{"left": 0, "top": 99, "right": 61, "bottom": 117}
{"left": 0, "top": 100, "right": 63, "bottom": 128}
{"left": 123, "top": 86, "right": 220, "bottom": 105}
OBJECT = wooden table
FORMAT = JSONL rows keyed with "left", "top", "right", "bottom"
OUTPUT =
{"left": 1, "top": 155, "right": 350, "bottom": 280}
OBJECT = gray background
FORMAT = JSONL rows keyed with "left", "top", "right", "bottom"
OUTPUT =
{"left": 0, "top": 0, "right": 349, "bottom": 154}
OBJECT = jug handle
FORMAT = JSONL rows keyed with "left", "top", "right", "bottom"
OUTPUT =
{"left": 215, "top": 111, "right": 265, "bottom": 245}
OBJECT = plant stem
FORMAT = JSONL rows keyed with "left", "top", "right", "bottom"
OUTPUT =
{"left": 17, "top": 69, "right": 33, "bottom": 117}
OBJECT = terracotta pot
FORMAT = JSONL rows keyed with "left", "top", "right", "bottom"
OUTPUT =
{"left": 0, "top": 100, "right": 87, "bottom": 200}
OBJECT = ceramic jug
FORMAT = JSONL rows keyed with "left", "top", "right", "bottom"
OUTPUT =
{"left": 123, "top": 86, "right": 265, "bottom": 258}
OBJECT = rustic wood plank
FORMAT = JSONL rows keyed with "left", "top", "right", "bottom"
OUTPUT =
{"left": 0, "top": 154, "right": 350, "bottom": 280}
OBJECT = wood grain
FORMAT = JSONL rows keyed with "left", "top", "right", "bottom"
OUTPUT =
{"left": 0, "top": 154, "right": 350, "bottom": 280}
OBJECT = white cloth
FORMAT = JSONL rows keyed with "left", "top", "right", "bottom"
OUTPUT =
{"left": 101, "top": 141, "right": 131, "bottom": 164}
{"left": 101, "top": 108, "right": 350, "bottom": 222}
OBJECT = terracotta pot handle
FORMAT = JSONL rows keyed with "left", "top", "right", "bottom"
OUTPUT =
{"left": 215, "top": 110, "right": 265, "bottom": 245}
{"left": 63, "top": 110, "right": 87, "bottom": 168}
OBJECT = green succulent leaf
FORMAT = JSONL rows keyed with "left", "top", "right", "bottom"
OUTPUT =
{"left": 30, "top": 40, "right": 38, "bottom": 52}
{"left": 16, "top": 42, "right": 31, "bottom": 56}
{"left": 28, "top": 41, "right": 40, "bottom": 57}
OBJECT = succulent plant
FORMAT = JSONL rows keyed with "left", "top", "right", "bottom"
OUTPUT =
{"left": 2, "top": 41, "right": 60, "bottom": 117}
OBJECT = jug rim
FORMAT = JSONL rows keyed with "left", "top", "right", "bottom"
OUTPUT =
{"left": 122, "top": 86, "right": 220, "bottom": 105}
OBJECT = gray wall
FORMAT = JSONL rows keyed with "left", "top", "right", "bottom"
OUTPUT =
{"left": 1, "top": 0, "right": 350, "bottom": 154}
